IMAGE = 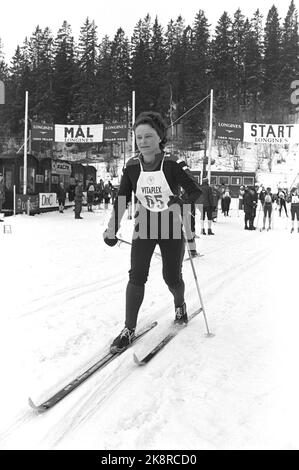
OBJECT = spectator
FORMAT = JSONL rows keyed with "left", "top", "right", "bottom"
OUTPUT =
{"left": 222, "top": 187, "right": 231, "bottom": 216}
{"left": 220, "top": 184, "right": 226, "bottom": 214}
{"left": 278, "top": 188, "right": 288, "bottom": 217}
{"left": 243, "top": 186, "right": 255, "bottom": 230}
{"left": 103, "top": 182, "right": 111, "bottom": 208}
{"left": 97, "top": 179, "right": 105, "bottom": 205}
{"left": 56, "top": 181, "right": 66, "bottom": 213}
{"left": 74, "top": 180, "right": 83, "bottom": 219}
{"left": 87, "top": 178, "right": 96, "bottom": 212}
{"left": 261, "top": 187, "right": 274, "bottom": 231}
{"left": 198, "top": 177, "right": 214, "bottom": 235}
{"left": 290, "top": 184, "right": 299, "bottom": 233}
{"left": 68, "top": 182, "right": 76, "bottom": 203}
{"left": 211, "top": 185, "right": 220, "bottom": 222}
{"left": 259, "top": 185, "right": 267, "bottom": 207}
{"left": 238, "top": 185, "right": 245, "bottom": 216}
{"left": 251, "top": 185, "right": 259, "bottom": 227}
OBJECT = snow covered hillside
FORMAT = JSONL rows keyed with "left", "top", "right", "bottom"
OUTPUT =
{"left": 0, "top": 202, "right": 298, "bottom": 450}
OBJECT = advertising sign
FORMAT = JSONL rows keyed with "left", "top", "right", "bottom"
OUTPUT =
{"left": 215, "top": 122, "right": 243, "bottom": 142}
{"left": 39, "top": 193, "right": 59, "bottom": 209}
{"left": 16, "top": 195, "right": 39, "bottom": 214}
{"left": 51, "top": 160, "right": 72, "bottom": 175}
{"left": 55, "top": 124, "right": 103, "bottom": 143}
{"left": 31, "top": 122, "right": 54, "bottom": 141}
{"left": 103, "top": 123, "right": 128, "bottom": 141}
{"left": 243, "top": 123, "right": 299, "bottom": 144}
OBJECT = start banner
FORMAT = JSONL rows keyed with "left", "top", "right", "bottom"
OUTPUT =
{"left": 243, "top": 123, "right": 299, "bottom": 144}
{"left": 55, "top": 124, "right": 103, "bottom": 143}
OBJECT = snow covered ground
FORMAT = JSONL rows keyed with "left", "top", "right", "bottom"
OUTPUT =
{"left": 0, "top": 200, "right": 298, "bottom": 450}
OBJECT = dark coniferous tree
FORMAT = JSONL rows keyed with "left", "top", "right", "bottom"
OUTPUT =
{"left": 53, "top": 21, "right": 76, "bottom": 123}
{"left": 165, "top": 16, "right": 187, "bottom": 118}
{"left": 231, "top": 8, "right": 247, "bottom": 116}
{"left": 210, "top": 12, "right": 234, "bottom": 119}
{"left": 0, "top": 38, "right": 9, "bottom": 148}
{"left": 28, "top": 26, "right": 55, "bottom": 121}
{"left": 131, "top": 14, "right": 153, "bottom": 115}
{"left": 6, "top": 40, "right": 34, "bottom": 136}
{"left": 149, "top": 17, "right": 168, "bottom": 114}
{"left": 186, "top": 10, "right": 210, "bottom": 137}
{"left": 73, "top": 18, "right": 98, "bottom": 122}
{"left": 280, "top": 0, "right": 299, "bottom": 119}
{"left": 263, "top": 5, "right": 283, "bottom": 120}
{"left": 95, "top": 35, "right": 112, "bottom": 122}
{"left": 109, "top": 28, "right": 131, "bottom": 122}
{"left": 243, "top": 10, "right": 264, "bottom": 121}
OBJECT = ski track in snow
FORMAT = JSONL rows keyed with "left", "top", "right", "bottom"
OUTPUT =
{"left": 1, "top": 205, "right": 298, "bottom": 449}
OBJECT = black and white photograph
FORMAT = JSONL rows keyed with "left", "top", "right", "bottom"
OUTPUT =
{"left": 0, "top": 0, "right": 299, "bottom": 452}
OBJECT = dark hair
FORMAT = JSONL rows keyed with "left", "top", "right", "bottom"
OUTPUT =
{"left": 133, "top": 111, "right": 167, "bottom": 150}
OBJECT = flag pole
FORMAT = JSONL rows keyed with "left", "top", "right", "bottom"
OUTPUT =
{"left": 132, "top": 90, "right": 135, "bottom": 155}
{"left": 207, "top": 89, "right": 213, "bottom": 183}
{"left": 131, "top": 90, "right": 136, "bottom": 217}
{"left": 23, "top": 91, "right": 28, "bottom": 195}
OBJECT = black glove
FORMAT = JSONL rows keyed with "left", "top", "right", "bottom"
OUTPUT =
{"left": 103, "top": 228, "right": 118, "bottom": 247}
{"left": 167, "top": 195, "right": 184, "bottom": 208}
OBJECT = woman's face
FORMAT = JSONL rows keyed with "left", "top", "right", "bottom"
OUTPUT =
{"left": 135, "top": 123, "right": 161, "bottom": 156}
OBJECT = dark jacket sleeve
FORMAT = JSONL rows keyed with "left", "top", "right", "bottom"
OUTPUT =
{"left": 172, "top": 162, "right": 202, "bottom": 203}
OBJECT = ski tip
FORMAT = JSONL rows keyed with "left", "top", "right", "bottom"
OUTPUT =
{"left": 133, "top": 352, "right": 145, "bottom": 366}
{"left": 28, "top": 397, "right": 46, "bottom": 414}
{"left": 28, "top": 397, "right": 37, "bottom": 409}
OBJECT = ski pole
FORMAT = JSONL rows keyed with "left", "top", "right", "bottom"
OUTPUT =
{"left": 181, "top": 209, "right": 213, "bottom": 337}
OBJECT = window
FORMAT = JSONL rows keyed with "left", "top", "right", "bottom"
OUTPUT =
{"left": 5, "top": 169, "right": 13, "bottom": 190}
{"left": 36, "top": 174, "right": 44, "bottom": 183}
{"left": 59, "top": 174, "right": 70, "bottom": 188}
{"left": 210, "top": 176, "right": 217, "bottom": 185}
{"left": 52, "top": 175, "right": 59, "bottom": 184}
{"left": 231, "top": 176, "right": 242, "bottom": 185}
{"left": 243, "top": 177, "right": 254, "bottom": 186}
{"left": 219, "top": 176, "right": 229, "bottom": 185}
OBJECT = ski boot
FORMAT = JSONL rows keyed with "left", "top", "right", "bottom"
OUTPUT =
{"left": 174, "top": 303, "right": 188, "bottom": 325}
{"left": 189, "top": 249, "right": 198, "bottom": 258}
{"left": 110, "top": 326, "right": 136, "bottom": 354}
{"left": 201, "top": 228, "right": 206, "bottom": 235}
{"left": 207, "top": 228, "right": 214, "bottom": 235}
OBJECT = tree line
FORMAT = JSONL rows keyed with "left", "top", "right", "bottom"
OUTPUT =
{"left": 0, "top": 1, "right": 298, "bottom": 151}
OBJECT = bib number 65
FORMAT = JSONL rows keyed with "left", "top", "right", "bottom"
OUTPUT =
{"left": 144, "top": 194, "right": 165, "bottom": 210}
